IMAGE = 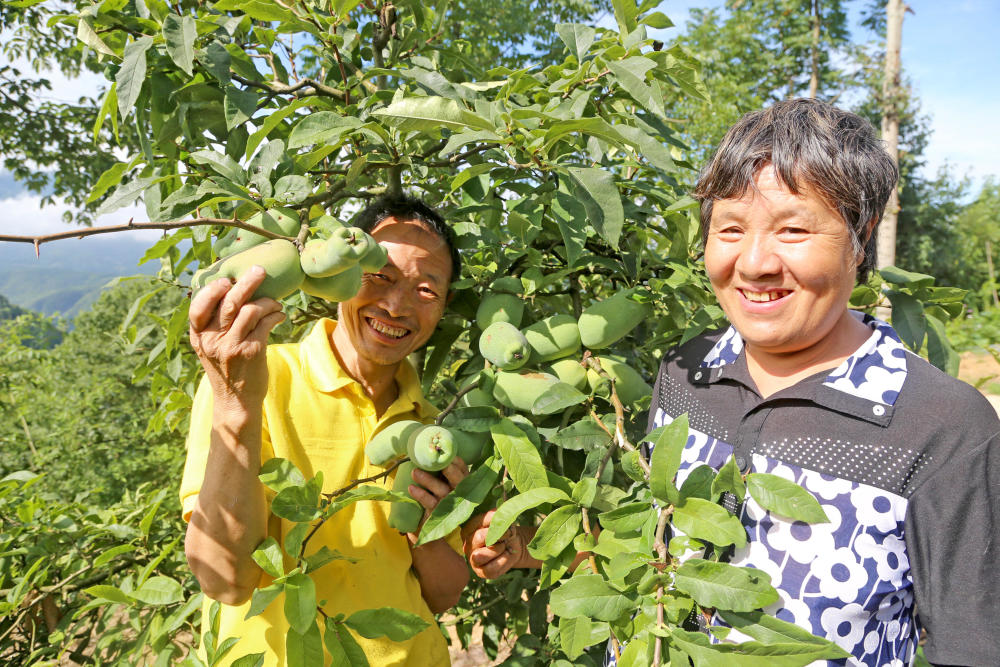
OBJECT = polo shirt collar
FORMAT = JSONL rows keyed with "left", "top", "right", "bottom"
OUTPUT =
{"left": 301, "top": 318, "right": 434, "bottom": 419}
{"left": 693, "top": 312, "right": 909, "bottom": 423}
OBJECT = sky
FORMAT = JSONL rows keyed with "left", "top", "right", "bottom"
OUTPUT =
{"left": 1, "top": 0, "right": 997, "bottom": 240}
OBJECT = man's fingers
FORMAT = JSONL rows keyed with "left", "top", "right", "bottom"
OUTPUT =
{"left": 469, "top": 544, "right": 506, "bottom": 567}
{"left": 189, "top": 277, "right": 233, "bottom": 332}
{"left": 217, "top": 266, "right": 267, "bottom": 329}
{"left": 411, "top": 469, "right": 451, "bottom": 499}
{"left": 227, "top": 298, "right": 283, "bottom": 342}
{"left": 440, "top": 457, "right": 469, "bottom": 488}
{"left": 408, "top": 483, "right": 438, "bottom": 512}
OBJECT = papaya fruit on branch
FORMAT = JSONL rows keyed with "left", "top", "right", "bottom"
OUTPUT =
{"left": 479, "top": 321, "right": 531, "bottom": 371}
{"left": 493, "top": 370, "right": 560, "bottom": 413}
{"left": 192, "top": 238, "right": 305, "bottom": 301}
{"left": 578, "top": 288, "right": 653, "bottom": 349}
{"left": 300, "top": 264, "right": 363, "bottom": 302}
{"left": 475, "top": 292, "right": 524, "bottom": 330}
{"left": 406, "top": 425, "right": 457, "bottom": 472}
{"left": 358, "top": 242, "right": 389, "bottom": 273}
{"left": 299, "top": 227, "right": 373, "bottom": 278}
{"left": 545, "top": 358, "right": 587, "bottom": 390}
{"left": 365, "top": 419, "right": 423, "bottom": 466}
{"left": 587, "top": 356, "right": 652, "bottom": 405}
{"left": 214, "top": 208, "right": 300, "bottom": 259}
{"left": 387, "top": 461, "right": 423, "bottom": 534}
{"left": 523, "top": 314, "right": 581, "bottom": 362}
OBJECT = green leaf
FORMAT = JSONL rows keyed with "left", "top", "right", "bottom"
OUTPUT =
{"left": 550, "top": 418, "right": 613, "bottom": 451}
{"left": 924, "top": 312, "right": 960, "bottom": 376}
{"left": 273, "top": 174, "right": 312, "bottom": 205}
{"left": 549, "top": 573, "right": 634, "bottom": 622}
{"left": 247, "top": 96, "right": 319, "bottom": 157}
{"left": 189, "top": 149, "right": 246, "bottom": 186}
{"left": 571, "top": 477, "right": 598, "bottom": 508}
{"left": 117, "top": 36, "right": 153, "bottom": 120}
{"left": 130, "top": 576, "right": 183, "bottom": 605}
{"left": 288, "top": 112, "right": 363, "bottom": 148}
{"left": 245, "top": 582, "right": 283, "bottom": 620}
{"left": 286, "top": 620, "right": 324, "bottom": 667}
{"left": 559, "top": 615, "right": 610, "bottom": 659}
{"left": 609, "top": 56, "right": 664, "bottom": 117}
{"left": 215, "top": 0, "right": 298, "bottom": 22}
{"left": 746, "top": 473, "right": 829, "bottom": 524}
{"left": 225, "top": 86, "right": 258, "bottom": 130}
{"left": 527, "top": 504, "right": 581, "bottom": 560}
{"left": 324, "top": 620, "right": 370, "bottom": 667}
{"left": 416, "top": 460, "right": 499, "bottom": 545}
{"left": 93, "top": 544, "right": 136, "bottom": 568}
{"left": 77, "top": 18, "right": 116, "bottom": 58}
{"left": 492, "top": 418, "right": 548, "bottom": 492}
{"left": 163, "top": 14, "right": 196, "bottom": 76}
{"left": 86, "top": 162, "right": 129, "bottom": 204}
{"left": 284, "top": 573, "right": 317, "bottom": 635}
{"left": 201, "top": 41, "right": 231, "bottom": 84}
{"left": 251, "top": 537, "right": 285, "bottom": 578}
{"left": 555, "top": 23, "right": 596, "bottom": 62}
{"left": 441, "top": 405, "right": 502, "bottom": 433}
{"left": 564, "top": 166, "right": 624, "bottom": 249}
{"left": 230, "top": 653, "right": 266, "bottom": 667}
{"left": 302, "top": 546, "right": 355, "bottom": 574}
{"left": 485, "top": 487, "right": 570, "bottom": 545}
{"left": 712, "top": 455, "right": 746, "bottom": 502}
{"left": 672, "top": 497, "right": 747, "bottom": 548}
{"left": 259, "top": 458, "right": 306, "bottom": 493}
{"left": 373, "top": 96, "right": 498, "bottom": 134}
{"left": 284, "top": 522, "right": 310, "bottom": 559}
{"left": 611, "top": 0, "right": 639, "bottom": 35}
{"left": 674, "top": 559, "right": 778, "bottom": 612}
{"left": 887, "top": 290, "right": 926, "bottom": 351}
{"left": 670, "top": 628, "right": 846, "bottom": 666}
{"left": 96, "top": 176, "right": 154, "bottom": 216}
{"left": 85, "top": 584, "right": 133, "bottom": 605}
{"left": 543, "top": 118, "right": 625, "bottom": 152}
{"left": 641, "top": 11, "right": 673, "bottom": 28}
{"left": 271, "top": 474, "right": 322, "bottom": 522}
{"left": 879, "top": 265, "right": 935, "bottom": 287}
{"left": 597, "top": 502, "right": 654, "bottom": 533}
{"left": 648, "top": 414, "right": 688, "bottom": 505}
{"left": 344, "top": 607, "right": 430, "bottom": 641}
{"left": 716, "top": 610, "right": 850, "bottom": 656}
{"left": 531, "top": 381, "right": 588, "bottom": 415}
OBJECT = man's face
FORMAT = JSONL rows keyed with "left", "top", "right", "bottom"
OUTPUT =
{"left": 704, "top": 166, "right": 860, "bottom": 358}
{"left": 337, "top": 217, "right": 452, "bottom": 368}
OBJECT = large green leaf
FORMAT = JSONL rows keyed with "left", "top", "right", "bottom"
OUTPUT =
{"left": 258, "top": 458, "right": 307, "bottom": 494}
{"left": 416, "top": 460, "right": 499, "bottom": 545}
{"left": 549, "top": 573, "right": 634, "bottom": 622}
{"left": 559, "top": 615, "right": 610, "bottom": 659}
{"left": 245, "top": 582, "right": 282, "bottom": 620}
{"left": 673, "top": 559, "right": 778, "bottom": 611}
{"left": 189, "top": 150, "right": 246, "bottom": 186}
{"left": 550, "top": 417, "right": 613, "bottom": 451}
{"left": 324, "top": 620, "right": 370, "bottom": 667}
{"left": 610, "top": 0, "right": 639, "bottom": 35}
{"left": 373, "top": 96, "right": 497, "bottom": 133}
{"left": 288, "top": 112, "right": 363, "bottom": 148}
{"left": 648, "top": 414, "right": 689, "bottom": 505}
{"left": 344, "top": 607, "right": 430, "bottom": 641}
{"left": 672, "top": 497, "right": 747, "bottom": 547}
{"left": 746, "top": 473, "right": 829, "bottom": 524}
{"left": 225, "top": 86, "right": 259, "bottom": 130}
{"left": 712, "top": 455, "right": 746, "bottom": 502}
{"left": 609, "top": 56, "right": 664, "bottom": 117}
{"left": 555, "top": 23, "right": 596, "bottom": 62}
{"left": 924, "top": 312, "right": 960, "bottom": 376}
{"left": 564, "top": 167, "right": 624, "bottom": 248}
{"left": 527, "top": 504, "right": 581, "bottom": 560}
{"left": 670, "top": 628, "right": 846, "bottom": 666}
{"left": 492, "top": 418, "right": 548, "bottom": 492}
{"left": 251, "top": 537, "right": 284, "bottom": 578}
{"left": 215, "top": 0, "right": 298, "bottom": 22}
{"left": 130, "top": 575, "right": 183, "bottom": 605}
{"left": 716, "top": 610, "right": 850, "bottom": 656}
{"left": 116, "top": 36, "right": 153, "bottom": 120}
{"left": 286, "top": 620, "right": 324, "bottom": 667}
{"left": 283, "top": 572, "right": 317, "bottom": 635}
{"left": 879, "top": 265, "right": 935, "bottom": 287}
{"left": 270, "top": 474, "right": 322, "bottom": 523}
{"left": 163, "top": 14, "right": 196, "bottom": 76}
{"left": 486, "top": 487, "right": 570, "bottom": 545}
{"left": 531, "top": 381, "right": 588, "bottom": 415}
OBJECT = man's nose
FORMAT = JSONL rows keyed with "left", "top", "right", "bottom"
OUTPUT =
{"left": 380, "top": 285, "right": 413, "bottom": 318}
{"left": 735, "top": 231, "right": 782, "bottom": 278}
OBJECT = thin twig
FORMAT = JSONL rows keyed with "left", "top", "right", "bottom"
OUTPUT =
{"left": 435, "top": 381, "right": 480, "bottom": 426}
{"left": 0, "top": 217, "right": 292, "bottom": 248}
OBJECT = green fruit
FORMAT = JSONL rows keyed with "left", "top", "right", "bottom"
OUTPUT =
{"left": 587, "top": 356, "right": 652, "bottom": 405}
{"left": 358, "top": 243, "right": 389, "bottom": 273}
{"left": 475, "top": 293, "right": 524, "bottom": 329}
{"left": 490, "top": 276, "right": 523, "bottom": 294}
{"left": 300, "top": 264, "right": 362, "bottom": 302}
{"left": 545, "top": 358, "right": 587, "bottom": 390}
{"left": 479, "top": 321, "right": 531, "bottom": 371}
{"left": 459, "top": 388, "right": 494, "bottom": 408}
{"left": 314, "top": 214, "right": 345, "bottom": 237}
{"left": 366, "top": 420, "right": 423, "bottom": 466}
{"left": 299, "top": 226, "right": 372, "bottom": 278}
{"left": 578, "top": 289, "right": 653, "bottom": 349}
{"left": 214, "top": 208, "right": 300, "bottom": 259}
{"left": 493, "top": 371, "right": 559, "bottom": 413}
{"left": 454, "top": 429, "right": 490, "bottom": 466}
{"left": 388, "top": 461, "right": 423, "bottom": 534}
{"left": 621, "top": 450, "right": 646, "bottom": 483}
{"left": 192, "top": 239, "right": 304, "bottom": 301}
{"left": 523, "top": 314, "right": 581, "bottom": 362}
{"left": 406, "top": 425, "right": 457, "bottom": 472}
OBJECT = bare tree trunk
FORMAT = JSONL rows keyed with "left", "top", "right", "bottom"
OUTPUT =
{"left": 986, "top": 239, "right": 1000, "bottom": 308}
{"left": 876, "top": 0, "right": 906, "bottom": 270}
{"left": 809, "top": 0, "right": 821, "bottom": 98}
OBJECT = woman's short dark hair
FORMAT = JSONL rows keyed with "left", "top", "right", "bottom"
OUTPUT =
{"left": 351, "top": 194, "right": 461, "bottom": 285}
{"left": 693, "top": 98, "right": 898, "bottom": 283}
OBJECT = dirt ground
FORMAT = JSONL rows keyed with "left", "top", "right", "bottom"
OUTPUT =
{"left": 959, "top": 350, "right": 1000, "bottom": 415}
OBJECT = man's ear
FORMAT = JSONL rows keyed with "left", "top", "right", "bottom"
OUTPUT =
{"left": 862, "top": 216, "right": 879, "bottom": 246}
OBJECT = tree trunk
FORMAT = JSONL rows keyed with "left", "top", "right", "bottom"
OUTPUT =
{"left": 808, "top": 0, "right": 821, "bottom": 99}
{"left": 876, "top": 0, "right": 905, "bottom": 270}
{"left": 986, "top": 239, "right": 1000, "bottom": 308}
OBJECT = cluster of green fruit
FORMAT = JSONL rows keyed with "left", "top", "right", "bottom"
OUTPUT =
{"left": 190, "top": 208, "right": 389, "bottom": 302}
{"left": 475, "top": 278, "right": 654, "bottom": 410}
{"left": 365, "top": 420, "right": 485, "bottom": 534}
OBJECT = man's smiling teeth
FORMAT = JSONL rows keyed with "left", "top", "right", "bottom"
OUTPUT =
{"left": 740, "top": 289, "right": 790, "bottom": 303}
{"left": 367, "top": 318, "right": 408, "bottom": 338}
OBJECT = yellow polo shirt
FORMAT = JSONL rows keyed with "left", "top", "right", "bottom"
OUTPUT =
{"left": 180, "top": 318, "right": 454, "bottom": 666}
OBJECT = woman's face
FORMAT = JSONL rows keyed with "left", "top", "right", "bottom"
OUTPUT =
{"left": 704, "top": 166, "right": 862, "bottom": 359}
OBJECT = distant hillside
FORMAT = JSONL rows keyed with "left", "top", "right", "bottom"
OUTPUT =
{"left": 0, "top": 235, "right": 160, "bottom": 318}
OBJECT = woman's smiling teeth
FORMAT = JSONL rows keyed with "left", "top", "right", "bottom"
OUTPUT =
{"left": 740, "top": 289, "right": 791, "bottom": 303}
{"left": 367, "top": 317, "right": 409, "bottom": 339}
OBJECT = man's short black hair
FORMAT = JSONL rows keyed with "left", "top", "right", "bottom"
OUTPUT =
{"left": 352, "top": 194, "right": 461, "bottom": 285}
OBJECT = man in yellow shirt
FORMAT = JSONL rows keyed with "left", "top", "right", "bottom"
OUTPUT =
{"left": 182, "top": 196, "right": 469, "bottom": 665}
